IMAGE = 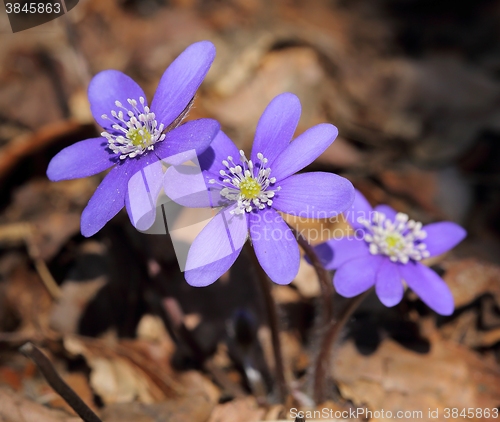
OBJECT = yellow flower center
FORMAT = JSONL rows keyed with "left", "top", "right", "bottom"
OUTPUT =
{"left": 239, "top": 176, "right": 261, "bottom": 199}
{"left": 359, "top": 211, "right": 430, "bottom": 264}
{"left": 385, "top": 233, "right": 403, "bottom": 253}
{"left": 128, "top": 128, "right": 152, "bottom": 148}
{"left": 213, "top": 150, "right": 281, "bottom": 215}
{"left": 101, "top": 97, "right": 166, "bottom": 160}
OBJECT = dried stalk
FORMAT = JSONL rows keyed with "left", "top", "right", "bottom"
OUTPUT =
{"left": 20, "top": 342, "right": 102, "bottom": 422}
{"left": 245, "top": 243, "right": 288, "bottom": 403}
{"left": 312, "top": 290, "right": 370, "bottom": 404}
{"left": 288, "top": 225, "right": 334, "bottom": 324}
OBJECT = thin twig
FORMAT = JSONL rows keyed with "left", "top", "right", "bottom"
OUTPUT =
{"left": 0, "top": 222, "right": 61, "bottom": 300}
{"left": 32, "top": 257, "right": 62, "bottom": 300}
{"left": 245, "top": 243, "right": 288, "bottom": 403}
{"left": 312, "top": 290, "right": 370, "bottom": 404}
{"left": 289, "top": 225, "right": 334, "bottom": 324}
{"left": 24, "top": 225, "right": 62, "bottom": 300}
{"left": 20, "top": 342, "right": 102, "bottom": 422}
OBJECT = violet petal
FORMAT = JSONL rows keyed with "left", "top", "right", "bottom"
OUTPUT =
{"left": 80, "top": 158, "right": 140, "bottom": 237}
{"left": 249, "top": 208, "right": 300, "bottom": 285}
{"left": 400, "top": 261, "right": 454, "bottom": 315}
{"left": 47, "top": 137, "right": 116, "bottom": 181}
{"left": 197, "top": 130, "right": 241, "bottom": 173}
{"left": 184, "top": 205, "right": 248, "bottom": 286}
{"left": 334, "top": 254, "right": 382, "bottom": 297}
{"left": 270, "top": 123, "right": 338, "bottom": 181}
{"left": 375, "top": 259, "right": 404, "bottom": 307}
{"left": 155, "top": 119, "right": 220, "bottom": 164}
{"left": 88, "top": 70, "right": 147, "bottom": 130}
{"left": 314, "top": 236, "right": 369, "bottom": 270}
{"left": 251, "top": 92, "right": 301, "bottom": 167}
{"left": 185, "top": 248, "right": 243, "bottom": 288}
{"left": 151, "top": 41, "right": 216, "bottom": 127}
{"left": 374, "top": 204, "right": 397, "bottom": 221}
{"left": 272, "top": 172, "right": 354, "bottom": 218}
{"left": 164, "top": 165, "right": 225, "bottom": 208}
{"left": 343, "top": 189, "right": 374, "bottom": 230}
{"left": 423, "top": 222, "right": 466, "bottom": 257}
{"left": 125, "top": 154, "right": 164, "bottom": 231}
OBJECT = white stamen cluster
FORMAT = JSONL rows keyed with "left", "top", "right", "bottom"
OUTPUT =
{"left": 101, "top": 97, "right": 166, "bottom": 160}
{"left": 358, "top": 211, "right": 430, "bottom": 264}
{"left": 208, "top": 150, "right": 281, "bottom": 215}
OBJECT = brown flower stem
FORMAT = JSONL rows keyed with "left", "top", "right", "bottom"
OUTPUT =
{"left": 245, "top": 243, "right": 288, "bottom": 403}
{"left": 20, "top": 342, "right": 102, "bottom": 422}
{"left": 289, "top": 225, "right": 334, "bottom": 323}
{"left": 312, "top": 290, "right": 370, "bottom": 404}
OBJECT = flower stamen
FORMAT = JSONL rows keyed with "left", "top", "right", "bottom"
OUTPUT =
{"left": 101, "top": 97, "right": 166, "bottom": 160}
{"left": 208, "top": 151, "right": 280, "bottom": 214}
{"left": 358, "top": 212, "right": 430, "bottom": 264}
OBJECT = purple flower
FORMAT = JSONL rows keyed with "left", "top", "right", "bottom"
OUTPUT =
{"left": 47, "top": 41, "right": 219, "bottom": 237}
{"left": 314, "top": 190, "right": 467, "bottom": 315}
{"left": 164, "top": 93, "right": 355, "bottom": 287}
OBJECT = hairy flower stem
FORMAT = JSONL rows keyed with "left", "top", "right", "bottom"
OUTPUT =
{"left": 312, "top": 290, "right": 371, "bottom": 404}
{"left": 289, "top": 225, "right": 334, "bottom": 324}
{"left": 20, "top": 342, "right": 102, "bottom": 422}
{"left": 245, "top": 243, "right": 288, "bottom": 403}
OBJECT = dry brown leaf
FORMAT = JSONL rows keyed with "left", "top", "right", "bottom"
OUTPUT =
{"left": 62, "top": 336, "right": 219, "bottom": 409}
{"left": 0, "top": 178, "right": 96, "bottom": 268}
{"left": 333, "top": 331, "right": 500, "bottom": 422}
{"left": 0, "top": 387, "right": 80, "bottom": 422}
{"left": 63, "top": 336, "right": 175, "bottom": 404}
{"left": 209, "top": 47, "right": 326, "bottom": 150}
{"left": 379, "top": 164, "right": 471, "bottom": 222}
{"left": 207, "top": 397, "right": 266, "bottom": 422}
{"left": 3, "top": 265, "right": 53, "bottom": 335}
{"left": 257, "top": 327, "right": 303, "bottom": 385}
{"left": 292, "top": 256, "right": 321, "bottom": 298}
{"left": 316, "top": 136, "right": 366, "bottom": 169}
{"left": 101, "top": 398, "right": 212, "bottom": 422}
{"left": 443, "top": 258, "right": 500, "bottom": 308}
{"left": 101, "top": 371, "right": 219, "bottom": 422}
{"left": 0, "top": 121, "right": 95, "bottom": 183}
{"left": 262, "top": 404, "right": 287, "bottom": 421}
{"left": 438, "top": 259, "right": 500, "bottom": 348}
{"left": 440, "top": 309, "right": 500, "bottom": 349}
